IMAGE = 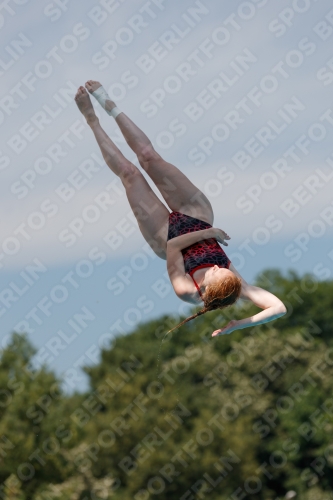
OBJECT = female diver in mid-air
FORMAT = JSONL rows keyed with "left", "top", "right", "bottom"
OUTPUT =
{"left": 75, "top": 82, "right": 287, "bottom": 337}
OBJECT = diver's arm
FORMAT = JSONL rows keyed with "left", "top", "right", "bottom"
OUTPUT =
{"left": 170, "top": 228, "right": 230, "bottom": 250}
{"left": 212, "top": 282, "right": 287, "bottom": 337}
{"left": 166, "top": 240, "right": 195, "bottom": 297}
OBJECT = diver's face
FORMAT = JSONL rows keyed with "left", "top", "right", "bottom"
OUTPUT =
{"left": 204, "top": 266, "right": 233, "bottom": 285}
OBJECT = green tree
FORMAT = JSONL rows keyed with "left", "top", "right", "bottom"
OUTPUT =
{"left": 1, "top": 270, "right": 333, "bottom": 499}
{"left": 0, "top": 334, "right": 79, "bottom": 499}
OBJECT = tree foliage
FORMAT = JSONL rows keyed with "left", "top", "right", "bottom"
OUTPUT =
{"left": 1, "top": 270, "right": 332, "bottom": 499}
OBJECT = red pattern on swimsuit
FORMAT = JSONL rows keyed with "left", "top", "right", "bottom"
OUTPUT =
{"left": 167, "top": 211, "right": 231, "bottom": 276}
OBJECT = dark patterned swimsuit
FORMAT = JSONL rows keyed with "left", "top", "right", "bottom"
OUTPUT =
{"left": 167, "top": 211, "right": 231, "bottom": 298}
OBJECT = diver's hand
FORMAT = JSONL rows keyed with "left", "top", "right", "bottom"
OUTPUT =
{"left": 211, "top": 228, "right": 230, "bottom": 246}
{"left": 212, "top": 319, "right": 238, "bottom": 337}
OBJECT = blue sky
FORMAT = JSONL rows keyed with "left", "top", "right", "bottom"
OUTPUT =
{"left": 1, "top": 0, "right": 333, "bottom": 391}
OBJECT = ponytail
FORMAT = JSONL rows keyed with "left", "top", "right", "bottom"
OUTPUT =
{"left": 166, "top": 309, "right": 206, "bottom": 335}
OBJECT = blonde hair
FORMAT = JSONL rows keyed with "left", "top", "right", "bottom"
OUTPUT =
{"left": 167, "top": 273, "right": 242, "bottom": 335}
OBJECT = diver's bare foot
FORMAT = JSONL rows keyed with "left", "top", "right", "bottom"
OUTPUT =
{"left": 85, "top": 80, "right": 116, "bottom": 113}
{"left": 74, "top": 86, "right": 98, "bottom": 126}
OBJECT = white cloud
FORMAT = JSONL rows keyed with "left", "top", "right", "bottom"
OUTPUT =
{"left": 2, "top": 0, "right": 333, "bottom": 272}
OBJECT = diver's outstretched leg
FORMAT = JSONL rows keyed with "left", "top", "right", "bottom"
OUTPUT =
{"left": 75, "top": 86, "right": 169, "bottom": 259}
{"left": 86, "top": 80, "right": 214, "bottom": 225}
